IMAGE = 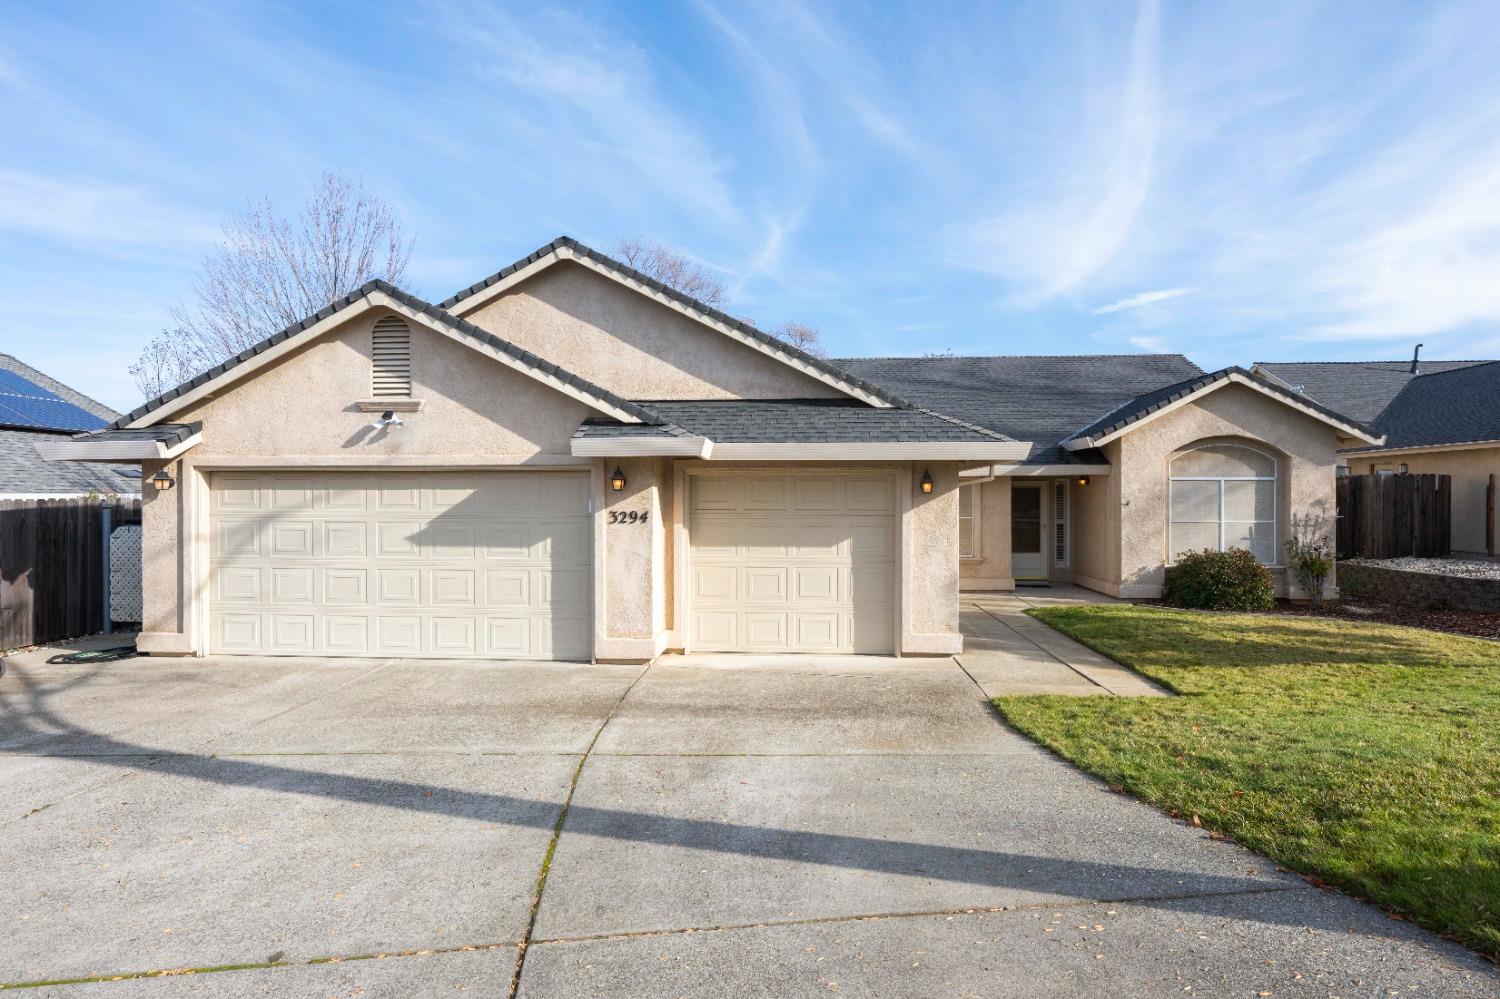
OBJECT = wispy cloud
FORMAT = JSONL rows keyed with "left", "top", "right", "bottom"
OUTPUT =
{"left": 1093, "top": 287, "right": 1193, "bottom": 315}
{"left": 0, "top": 170, "right": 216, "bottom": 250}
{"left": 1128, "top": 334, "right": 1169, "bottom": 351}
{"left": 953, "top": 0, "right": 1162, "bottom": 299}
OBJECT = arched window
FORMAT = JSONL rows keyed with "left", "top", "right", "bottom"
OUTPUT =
{"left": 1169, "top": 444, "right": 1277, "bottom": 563}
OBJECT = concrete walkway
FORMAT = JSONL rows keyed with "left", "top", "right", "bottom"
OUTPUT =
{"left": 959, "top": 586, "right": 1168, "bottom": 697}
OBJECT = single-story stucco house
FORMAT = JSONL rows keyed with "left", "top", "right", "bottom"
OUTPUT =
{"left": 39, "top": 238, "right": 1381, "bottom": 661}
{"left": 1253, "top": 356, "right": 1500, "bottom": 555}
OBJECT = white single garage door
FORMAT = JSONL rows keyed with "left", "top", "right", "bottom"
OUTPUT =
{"left": 210, "top": 471, "right": 591, "bottom": 659}
{"left": 689, "top": 471, "right": 896, "bottom": 654}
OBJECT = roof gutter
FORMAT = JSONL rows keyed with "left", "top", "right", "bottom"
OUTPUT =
{"left": 569, "top": 438, "right": 1032, "bottom": 461}
{"left": 34, "top": 430, "right": 204, "bottom": 463}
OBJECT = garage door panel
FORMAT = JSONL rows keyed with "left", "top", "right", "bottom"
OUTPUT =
{"left": 212, "top": 471, "right": 591, "bottom": 659}
{"left": 270, "top": 567, "right": 315, "bottom": 604}
{"left": 323, "top": 568, "right": 368, "bottom": 605}
{"left": 690, "top": 472, "right": 894, "bottom": 654}
{"left": 485, "top": 616, "right": 532, "bottom": 656}
{"left": 324, "top": 521, "right": 368, "bottom": 558}
{"left": 217, "top": 613, "right": 262, "bottom": 651}
{"left": 324, "top": 615, "right": 370, "bottom": 654}
{"left": 485, "top": 569, "right": 530, "bottom": 607}
{"left": 215, "top": 566, "right": 261, "bottom": 604}
{"left": 743, "top": 566, "right": 787, "bottom": 601}
{"left": 376, "top": 522, "right": 421, "bottom": 557}
{"left": 432, "top": 569, "right": 477, "bottom": 606}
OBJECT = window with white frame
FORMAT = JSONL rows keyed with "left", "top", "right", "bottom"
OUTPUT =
{"left": 1169, "top": 444, "right": 1277, "bottom": 563}
{"left": 958, "top": 483, "right": 980, "bottom": 559}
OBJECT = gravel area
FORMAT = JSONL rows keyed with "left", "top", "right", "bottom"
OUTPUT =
{"left": 1342, "top": 556, "right": 1500, "bottom": 579}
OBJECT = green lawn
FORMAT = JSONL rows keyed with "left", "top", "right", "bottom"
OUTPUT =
{"left": 994, "top": 605, "right": 1500, "bottom": 959}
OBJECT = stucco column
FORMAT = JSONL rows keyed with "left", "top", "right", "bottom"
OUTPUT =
{"left": 594, "top": 457, "right": 669, "bottom": 662}
{"left": 137, "top": 458, "right": 196, "bottom": 655}
{"left": 901, "top": 461, "right": 963, "bottom": 655}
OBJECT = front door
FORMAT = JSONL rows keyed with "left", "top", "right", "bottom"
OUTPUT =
{"left": 1011, "top": 483, "right": 1046, "bottom": 580}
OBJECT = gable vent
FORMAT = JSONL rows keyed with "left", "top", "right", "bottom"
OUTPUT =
{"left": 371, "top": 316, "right": 412, "bottom": 398}
{"left": 1053, "top": 480, "right": 1069, "bottom": 566}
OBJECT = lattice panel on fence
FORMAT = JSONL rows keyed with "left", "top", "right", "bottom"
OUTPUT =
{"left": 110, "top": 524, "right": 142, "bottom": 624}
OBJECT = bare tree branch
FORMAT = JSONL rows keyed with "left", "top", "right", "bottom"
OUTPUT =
{"left": 131, "top": 172, "right": 413, "bottom": 399}
{"left": 775, "top": 321, "right": 826, "bottom": 358}
{"left": 615, "top": 238, "right": 728, "bottom": 310}
{"left": 614, "top": 239, "right": 826, "bottom": 356}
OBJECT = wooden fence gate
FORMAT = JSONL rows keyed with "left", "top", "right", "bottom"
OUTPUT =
{"left": 0, "top": 497, "right": 142, "bottom": 650}
{"left": 1335, "top": 473, "right": 1450, "bottom": 559}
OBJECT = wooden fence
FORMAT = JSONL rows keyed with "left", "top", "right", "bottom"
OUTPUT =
{"left": 1335, "top": 473, "right": 1450, "bottom": 559}
{"left": 0, "top": 497, "right": 142, "bottom": 651}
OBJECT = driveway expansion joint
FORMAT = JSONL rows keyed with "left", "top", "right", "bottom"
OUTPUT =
{"left": 507, "top": 661, "right": 652, "bottom": 999}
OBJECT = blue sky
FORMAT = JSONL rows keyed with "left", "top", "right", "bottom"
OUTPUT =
{"left": 4, "top": 0, "right": 1500, "bottom": 412}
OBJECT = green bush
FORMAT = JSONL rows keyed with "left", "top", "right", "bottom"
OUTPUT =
{"left": 1162, "top": 547, "right": 1275, "bottom": 611}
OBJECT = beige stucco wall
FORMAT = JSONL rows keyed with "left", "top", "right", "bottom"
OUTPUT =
{"left": 1071, "top": 448, "right": 1122, "bottom": 593}
{"left": 463, "top": 262, "right": 841, "bottom": 402}
{"left": 959, "top": 476, "right": 1013, "bottom": 590}
{"left": 1109, "top": 384, "right": 1338, "bottom": 599}
{"left": 1344, "top": 447, "right": 1499, "bottom": 554}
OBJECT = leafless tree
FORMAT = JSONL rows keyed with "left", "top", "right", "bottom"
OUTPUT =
{"left": 615, "top": 238, "right": 825, "bottom": 356}
{"left": 131, "top": 172, "right": 413, "bottom": 398}
{"left": 615, "top": 238, "right": 728, "bottom": 310}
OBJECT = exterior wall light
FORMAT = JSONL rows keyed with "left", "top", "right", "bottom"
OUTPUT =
{"left": 1076, "top": 476, "right": 1090, "bottom": 488}
{"left": 610, "top": 467, "right": 626, "bottom": 492}
{"left": 919, "top": 470, "right": 934, "bottom": 494}
{"left": 1398, "top": 463, "right": 1409, "bottom": 474}
{"left": 151, "top": 468, "right": 176, "bottom": 492}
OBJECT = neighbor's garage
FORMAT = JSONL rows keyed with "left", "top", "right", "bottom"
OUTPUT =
{"left": 688, "top": 471, "right": 896, "bottom": 654}
{"left": 209, "top": 471, "right": 591, "bottom": 659}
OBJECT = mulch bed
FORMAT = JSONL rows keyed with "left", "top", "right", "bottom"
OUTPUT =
{"left": 1270, "top": 598, "right": 1500, "bottom": 641}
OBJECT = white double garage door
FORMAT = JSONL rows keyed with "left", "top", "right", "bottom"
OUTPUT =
{"left": 209, "top": 471, "right": 592, "bottom": 659}
{"left": 208, "top": 469, "right": 898, "bottom": 659}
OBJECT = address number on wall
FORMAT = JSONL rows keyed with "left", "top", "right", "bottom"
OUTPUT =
{"left": 608, "top": 510, "right": 650, "bottom": 524}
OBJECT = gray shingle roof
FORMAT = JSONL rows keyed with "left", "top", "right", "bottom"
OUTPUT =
{"left": 1341, "top": 361, "right": 1500, "bottom": 453}
{"left": 834, "top": 354, "right": 1204, "bottom": 463}
{"left": 2, "top": 429, "right": 139, "bottom": 495}
{"left": 1065, "top": 366, "right": 1377, "bottom": 446}
{"left": 1253, "top": 359, "right": 1490, "bottom": 424}
{"left": 575, "top": 399, "right": 1014, "bottom": 445}
{"left": 113, "top": 281, "right": 665, "bottom": 429}
{"left": 65, "top": 423, "right": 203, "bottom": 447}
{"left": 440, "top": 237, "right": 911, "bottom": 409}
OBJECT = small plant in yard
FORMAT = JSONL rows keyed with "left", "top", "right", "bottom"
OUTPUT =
{"left": 1285, "top": 535, "right": 1334, "bottom": 608}
{"left": 1162, "top": 547, "right": 1274, "bottom": 611}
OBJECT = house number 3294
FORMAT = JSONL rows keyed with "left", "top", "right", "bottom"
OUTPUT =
{"left": 608, "top": 510, "right": 649, "bottom": 524}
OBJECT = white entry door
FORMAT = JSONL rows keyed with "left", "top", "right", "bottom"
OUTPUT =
{"left": 1011, "top": 483, "right": 1046, "bottom": 580}
{"left": 688, "top": 471, "right": 896, "bottom": 653}
{"left": 209, "top": 471, "right": 591, "bottom": 659}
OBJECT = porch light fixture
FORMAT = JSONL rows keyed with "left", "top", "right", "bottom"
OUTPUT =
{"left": 1398, "top": 463, "right": 1409, "bottom": 474}
{"left": 150, "top": 468, "right": 176, "bottom": 492}
{"left": 610, "top": 467, "right": 626, "bottom": 492}
{"left": 919, "top": 470, "right": 934, "bottom": 494}
{"left": 1076, "top": 476, "right": 1090, "bottom": 488}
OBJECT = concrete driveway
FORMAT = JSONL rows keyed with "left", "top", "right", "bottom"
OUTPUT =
{"left": 1, "top": 641, "right": 1494, "bottom": 998}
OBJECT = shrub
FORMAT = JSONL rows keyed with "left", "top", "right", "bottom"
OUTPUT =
{"left": 1284, "top": 536, "right": 1333, "bottom": 608}
{"left": 1162, "top": 547, "right": 1275, "bottom": 611}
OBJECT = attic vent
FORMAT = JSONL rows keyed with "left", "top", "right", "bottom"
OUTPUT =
{"left": 371, "top": 317, "right": 412, "bottom": 398}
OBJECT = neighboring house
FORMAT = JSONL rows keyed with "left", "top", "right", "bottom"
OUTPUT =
{"left": 1253, "top": 357, "right": 1500, "bottom": 554}
{"left": 0, "top": 353, "right": 139, "bottom": 498}
{"left": 40, "top": 238, "right": 1378, "bottom": 661}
